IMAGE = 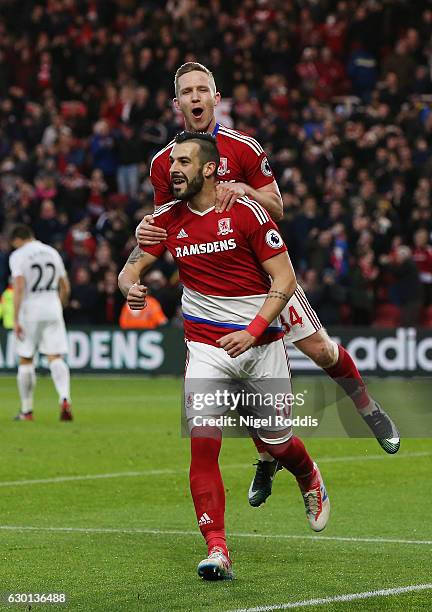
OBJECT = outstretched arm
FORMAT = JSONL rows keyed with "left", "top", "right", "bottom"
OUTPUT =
{"left": 118, "top": 246, "right": 158, "bottom": 309}
{"left": 217, "top": 252, "right": 296, "bottom": 357}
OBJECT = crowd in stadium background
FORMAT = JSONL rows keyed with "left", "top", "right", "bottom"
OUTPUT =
{"left": 1, "top": 0, "right": 432, "bottom": 329}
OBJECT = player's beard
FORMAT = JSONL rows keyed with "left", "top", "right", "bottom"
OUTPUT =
{"left": 173, "top": 171, "right": 204, "bottom": 200}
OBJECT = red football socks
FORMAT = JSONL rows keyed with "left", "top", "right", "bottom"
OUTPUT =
{"left": 263, "top": 435, "right": 315, "bottom": 489}
{"left": 189, "top": 428, "right": 228, "bottom": 557}
{"left": 325, "top": 344, "right": 370, "bottom": 411}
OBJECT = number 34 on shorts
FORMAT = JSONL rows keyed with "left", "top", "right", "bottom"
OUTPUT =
{"left": 281, "top": 286, "right": 322, "bottom": 343}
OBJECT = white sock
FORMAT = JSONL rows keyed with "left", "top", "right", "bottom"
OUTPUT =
{"left": 259, "top": 452, "right": 275, "bottom": 462}
{"left": 49, "top": 358, "right": 71, "bottom": 403}
{"left": 17, "top": 364, "right": 36, "bottom": 413}
{"left": 358, "top": 399, "right": 377, "bottom": 416}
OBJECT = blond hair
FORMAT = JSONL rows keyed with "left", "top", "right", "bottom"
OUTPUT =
{"left": 174, "top": 62, "right": 216, "bottom": 97}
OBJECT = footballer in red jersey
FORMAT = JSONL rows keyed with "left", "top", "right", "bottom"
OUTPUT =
{"left": 413, "top": 228, "right": 432, "bottom": 304}
{"left": 119, "top": 132, "right": 330, "bottom": 580}
{"left": 135, "top": 62, "right": 400, "bottom": 506}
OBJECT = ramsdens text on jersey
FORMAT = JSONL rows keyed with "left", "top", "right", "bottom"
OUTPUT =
{"left": 175, "top": 239, "right": 236, "bottom": 258}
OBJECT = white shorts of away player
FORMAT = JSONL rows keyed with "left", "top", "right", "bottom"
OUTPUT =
{"left": 16, "top": 317, "right": 68, "bottom": 359}
{"left": 282, "top": 285, "right": 322, "bottom": 343}
{"left": 184, "top": 339, "right": 292, "bottom": 444}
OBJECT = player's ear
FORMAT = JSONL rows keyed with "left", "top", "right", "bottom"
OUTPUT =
{"left": 173, "top": 97, "right": 180, "bottom": 111}
{"left": 203, "top": 161, "right": 216, "bottom": 178}
{"left": 214, "top": 92, "right": 221, "bottom": 107}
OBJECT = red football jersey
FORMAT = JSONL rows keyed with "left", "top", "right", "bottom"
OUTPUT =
{"left": 142, "top": 196, "right": 287, "bottom": 346}
{"left": 413, "top": 246, "right": 432, "bottom": 282}
{"left": 150, "top": 123, "right": 275, "bottom": 206}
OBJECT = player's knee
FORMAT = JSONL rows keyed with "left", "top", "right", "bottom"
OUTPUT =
{"left": 260, "top": 432, "right": 293, "bottom": 458}
{"left": 308, "top": 334, "right": 338, "bottom": 369}
{"left": 19, "top": 357, "right": 33, "bottom": 365}
{"left": 47, "top": 354, "right": 62, "bottom": 363}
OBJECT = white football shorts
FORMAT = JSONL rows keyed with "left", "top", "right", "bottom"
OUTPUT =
{"left": 16, "top": 317, "right": 68, "bottom": 358}
{"left": 184, "top": 339, "right": 292, "bottom": 443}
{"left": 282, "top": 284, "right": 322, "bottom": 343}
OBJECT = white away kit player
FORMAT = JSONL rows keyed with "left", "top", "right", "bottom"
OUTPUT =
{"left": 9, "top": 225, "right": 73, "bottom": 421}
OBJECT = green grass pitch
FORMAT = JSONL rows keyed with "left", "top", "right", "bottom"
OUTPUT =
{"left": 0, "top": 375, "right": 431, "bottom": 611}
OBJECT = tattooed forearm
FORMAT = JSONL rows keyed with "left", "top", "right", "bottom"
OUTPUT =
{"left": 119, "top": 245, "right": 157, "bottom": 298}
{"left": 266, "top": 290, "right": 290, "bottom": 303}
{"left": 127, "top": 246, "right": 145, "bottom": 264}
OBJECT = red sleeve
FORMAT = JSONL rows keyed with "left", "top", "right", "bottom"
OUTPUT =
{"left": 239, "top": 198, "right": 287, "bottom": 262}
{"left": 139, "top": 213, "right": 168, "bottom": 259}
{"left": 150, "top": 153, "right": 173, "bottom": 206}
{"left": 241, "top": 147, "right": 275, "bottom": 190}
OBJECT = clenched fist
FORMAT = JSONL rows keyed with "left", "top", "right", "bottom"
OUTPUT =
{"left": 127, "top": 283, "right": 147, "bottom": 310}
